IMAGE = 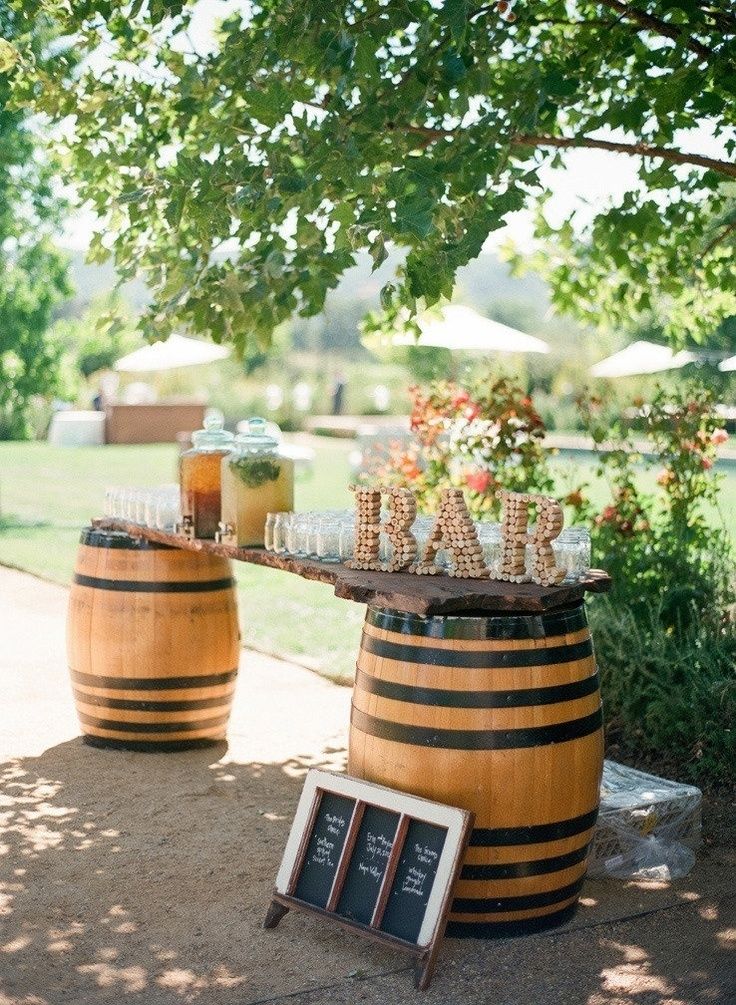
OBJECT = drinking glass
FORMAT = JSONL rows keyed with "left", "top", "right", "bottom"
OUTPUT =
{"left": 553, "top": 527, "right": 591, "bottom": 582}
{"left": 272, "top": 512, "right": 291, "bottom": 554}
{"left": 104, "top": 486, "right": 122, "bottom": 519}
{"left": 316, "top": 517, "right": 341, "bottom": 562}
{"left": 264, "top": 513, "right": 277, "bottom": 551}
{"left": 156, "top": 488, "right": 181, "bottom": 531}
{"left": 291, "top": 513, "right": 312, "bottom": 557}
{"left": 338, "top": 518, "right": 355, "bottom": 562}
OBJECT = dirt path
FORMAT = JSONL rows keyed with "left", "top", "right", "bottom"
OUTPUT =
{"left": 0, "top": 566, "right": 733, "bottom": 1005}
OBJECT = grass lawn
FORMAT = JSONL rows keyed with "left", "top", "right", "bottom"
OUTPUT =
{"left": 1, "top": 438, "right": 733, "bottom": 684}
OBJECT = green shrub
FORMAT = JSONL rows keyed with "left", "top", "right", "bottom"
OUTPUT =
{"left": 570, "top": 382, "right": 735, "bottom": 783}
{"left": 589, "top": 596, "right": 736, "bottom": 783}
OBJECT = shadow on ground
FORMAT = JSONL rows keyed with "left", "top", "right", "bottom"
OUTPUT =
{"left": 1, "top": 739, "right": 734, "bottom": 1005}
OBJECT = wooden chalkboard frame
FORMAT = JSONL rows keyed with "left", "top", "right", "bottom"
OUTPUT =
{"left": 264, "top": 770, "right": 473, "bottom": 990}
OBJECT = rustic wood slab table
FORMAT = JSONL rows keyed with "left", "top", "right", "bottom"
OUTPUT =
{"left": 91, "top": 518, "right": 610, "bottom": 615}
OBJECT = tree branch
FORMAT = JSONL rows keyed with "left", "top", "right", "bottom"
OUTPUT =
{"left": 511, "top": 133, "right": 736, "bottom": 179}
{"left": 394, "top": 124, "right": 736, "bottom": 179}
{"left": 702, "top": 218, "right": 736, "bottom": 257}
{"left": 596, "top": 0, "right": 714, "bottom": 61}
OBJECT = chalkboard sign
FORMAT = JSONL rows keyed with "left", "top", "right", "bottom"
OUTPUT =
{"left": 293, "top": 791, "right": 354, "bottom": 908}
{"left": 264, "top": 770, "right": 473, "bottom": 991}
{"left": 336, "top": 805, "right": 399, "bottom": 924}
{"left": 380, "top": 819, "right": 447, "bottom": 944}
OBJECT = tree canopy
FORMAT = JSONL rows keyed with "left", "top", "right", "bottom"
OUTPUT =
{"left": 0, "top": 2, "right": 69, "bottom": 439}
{"left": 7, "top": 1, "right": 736, "bottom": 350}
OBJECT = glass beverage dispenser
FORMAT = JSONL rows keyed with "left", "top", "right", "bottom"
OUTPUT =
{"left": 179, "top": 414, "right": 234, "bottom": 539}
{"left": 220, "top": 417, "right": 294, "bottom": 546}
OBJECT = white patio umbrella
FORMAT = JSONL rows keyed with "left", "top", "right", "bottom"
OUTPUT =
{"left": 591, "top": 340, "right": 696, "bottom": 378}
{"left": 114, "top": 333, "right": 230, "bottom": 372}
{"left": 392, "top": 304, "right": 550, "bottom": 354}
{"left": 719, "top": 355, "right": 736, "bottom": 372}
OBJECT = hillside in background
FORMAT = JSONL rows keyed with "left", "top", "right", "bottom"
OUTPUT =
{"left": 59, "top": 247, "right": 552, "bottom": 358}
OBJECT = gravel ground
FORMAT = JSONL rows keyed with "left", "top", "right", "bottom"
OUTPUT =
{"left": 1, "top": 565, "right": 733, "bottom": 1005}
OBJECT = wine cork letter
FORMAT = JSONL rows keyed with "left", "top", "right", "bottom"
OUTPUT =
{"left": 415, "top": 488, "right": 489, "bottom": 579}
{"left": 346, "top": 486, "right": 382, "bottom": 570}
{"left": 528, "top": 495, "right": 565, "bottom": 586}
{"left": 498, "top": 491, "right": 530, "bottom": 582}
{"left": 382, "top": 487, "right": 417, "bottom": 572}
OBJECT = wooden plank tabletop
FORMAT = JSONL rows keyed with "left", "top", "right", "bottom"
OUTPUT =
{"left": 92, "top": 518, "right": 611, "bottom": 616}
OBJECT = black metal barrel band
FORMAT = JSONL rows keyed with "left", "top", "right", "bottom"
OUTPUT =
{"left": 73, "top": 573, "right": 236, "bottom": 593}
{"left": 469, "top": 807, "right": 599, "bottom": 847}
{"left": 367, "top": 604, "right": 589, "bottom": 641}
{"left": 359, "top": 633, "right": 594, "bottom": 669}
{"left": 72, "top": 688, "right": 234, "bottom": 713}
{"left": 354, "top": 668, "right": 600, "bottom": 708}
{"left": 79, "top": 528, "right": 175, "bottom": 551}
{"left": 460, "top": 843, "right": 591, "bottom": 881}
{"left": 76, "top": 711, "right": 231, "bottom": 734}
{"left": 349, "top": 705, "right": 603, "bottom": 750}
{"left": 69, "top": 668, "right": 239, "bottom": 691}
{"left": 451, "top": 876, "right": 586, "bottom": 914}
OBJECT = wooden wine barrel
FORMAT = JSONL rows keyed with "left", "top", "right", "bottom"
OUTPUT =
{"left": 67, "top": 528, "right": 240, "bottom": 751}
{"left": 348, "top": 603, "right": 603, "bottom": 937}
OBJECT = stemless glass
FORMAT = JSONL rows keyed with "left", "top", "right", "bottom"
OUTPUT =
{"left": 156, "top": 487, "right": 181, "bottom": 531}
{"left": 284, "top": 512, "right": 301, "bottom": 556}
{"left": 338, "top": 518, "right": 355, "bottom": 562}
{"left": 264, "top": 513, "right": 277, "bottom": 551}
{"left": 104, "top": 486, "right": 122, "bottom": 519}
{"left": 272, "top": 512, "right": 291, "bottom": 554}
{"left": 553, "top": 527, "right": 591, "bottom": 582}
{"left": 291, "top": 513, "right": 311, "bottom": 557}
{"left": 316, "top": 517, "right": 341, "bottom": 562}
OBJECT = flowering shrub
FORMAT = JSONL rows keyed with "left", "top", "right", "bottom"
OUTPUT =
{"left": 365, "top": 372, "right": 553, "bottom": 518}
{"left": 571, "top": 385, "right": 731, "bottom": 631}
{"left": 366, "top": 374, "right": 734, "bottom": 781}
{"left": 571, "top": 384, "right": 734, "bottom": 781}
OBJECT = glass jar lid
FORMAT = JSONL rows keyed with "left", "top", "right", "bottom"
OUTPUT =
{"left": 191, "top": 413, "right": 235, "bottom": 450}
{"left": 233, "top": 416, "right": 279, "bottom": 455}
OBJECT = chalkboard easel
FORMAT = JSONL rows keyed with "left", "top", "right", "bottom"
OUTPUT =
{"left": 264, "top": 770, "right": 473, "bottom": 990}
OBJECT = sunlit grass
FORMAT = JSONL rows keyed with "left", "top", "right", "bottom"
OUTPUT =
{"left": 1, "top": 438, "right": 733, "bottom": 683}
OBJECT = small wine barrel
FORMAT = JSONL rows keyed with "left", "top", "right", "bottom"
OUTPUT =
{"left": 67, "top": 528, "right": 240, "bottom": 751}
{"left": 348, "top": 604, "right": 603, "bottom": 938}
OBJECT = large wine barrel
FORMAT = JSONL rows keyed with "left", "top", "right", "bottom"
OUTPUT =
{"left": 349, "top": 604, "right": 603, "bottom": 937}
{"left": 67, "top": 528, "right": 240, "bottom": 751}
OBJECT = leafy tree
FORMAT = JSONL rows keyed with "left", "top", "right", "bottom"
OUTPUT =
{"left": 7, "top": 1, "right": 735, "bottom": 350}
{"left": 0, "top": 2, "right": 70, "bottom": 439}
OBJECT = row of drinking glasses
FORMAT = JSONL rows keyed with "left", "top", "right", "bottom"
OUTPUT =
{"left": 104, "top": 485, "right": 181, "bottom": 531}
{"left": 265, "top": 511, "right": 592, "bottom": 581}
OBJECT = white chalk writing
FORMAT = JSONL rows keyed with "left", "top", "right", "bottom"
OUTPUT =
{"left": 401, "top": 865, "right": 428, "bottom": 898}
{"left": 414, "top": 843, "right": 440, "bottom": 866}
{"left": 311, "top": 835, "right": 336, "bottom": 869}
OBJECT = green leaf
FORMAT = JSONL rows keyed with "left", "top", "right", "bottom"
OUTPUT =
{"left": 369, "top": 233, "right": 388, "bottom": 271}
{"left": 442, "top": 49, "right": 466, "bottom": 84}
{"left": 441, "top": 0, "right": 468, "bottom": 48}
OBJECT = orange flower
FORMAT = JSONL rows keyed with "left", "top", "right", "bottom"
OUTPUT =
{"left": 701, "top": 457, "right": 714, "bottom": 470}
{"left": 657, "top": 469, "right": 675, "bottom": 487}
{"left": 711, "top": 428, "right": 729, "bottom": 446}
{"left": 451, "top": 390, "right": 470, "bottom": 409}
{"left": 465, "top": 470, "right": 492, "bottom": 494}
